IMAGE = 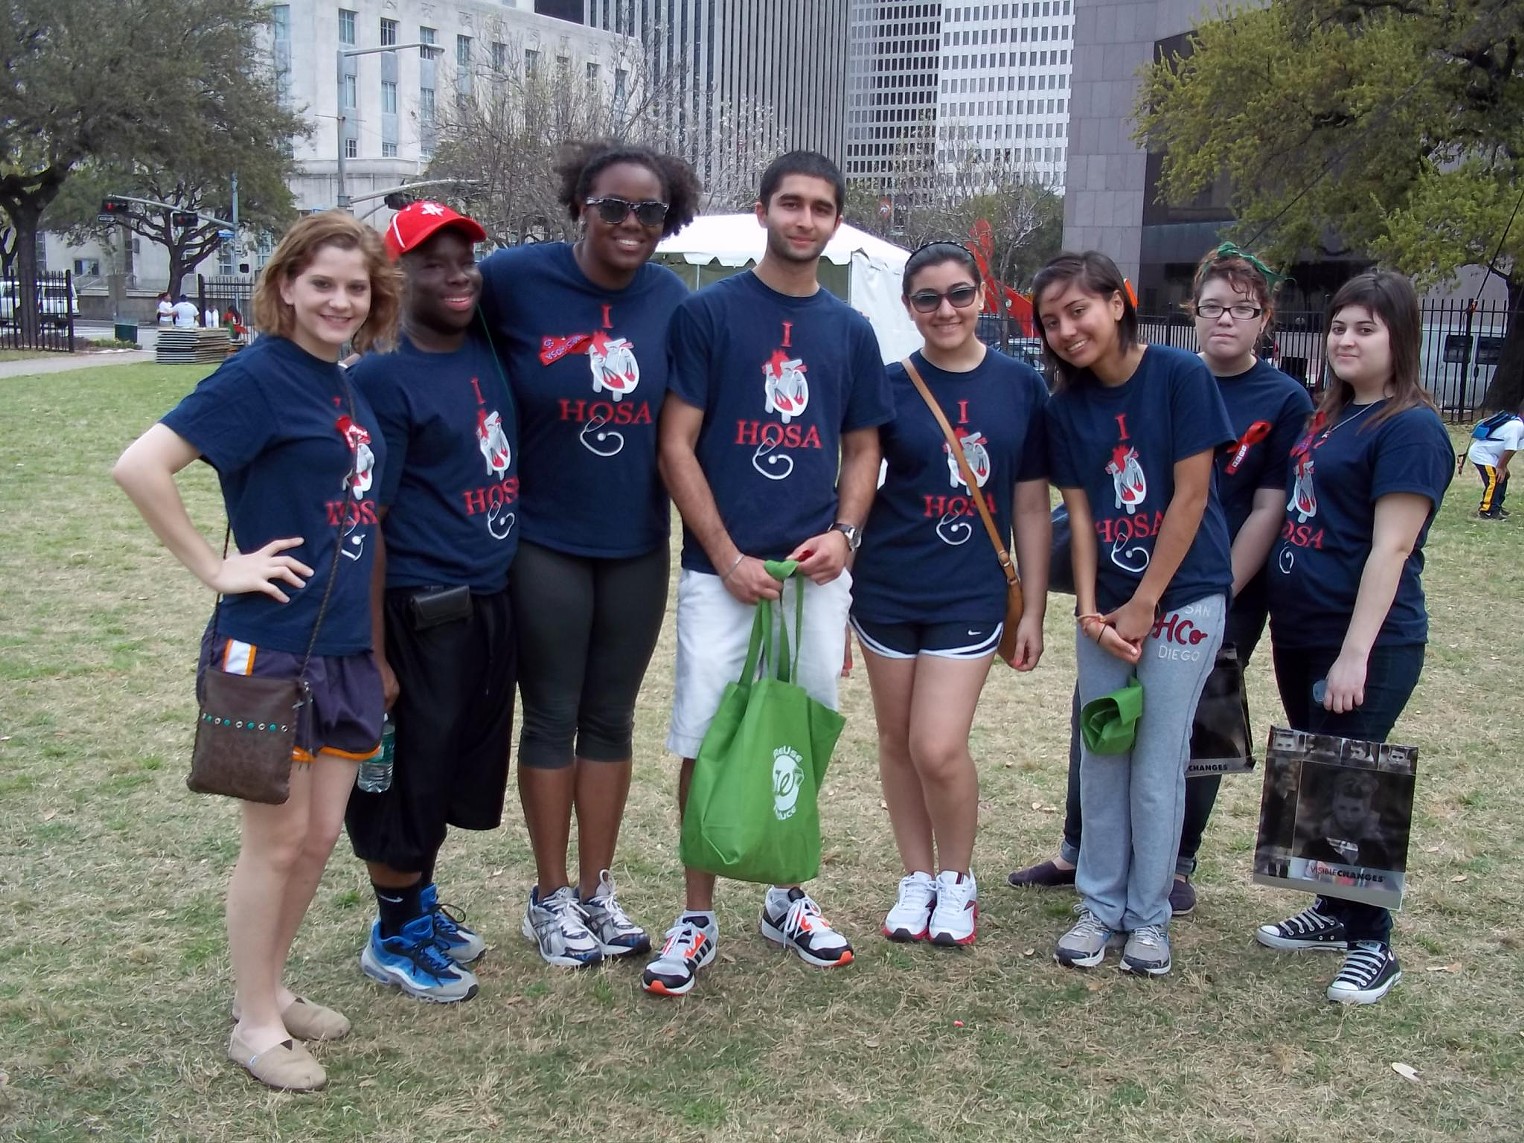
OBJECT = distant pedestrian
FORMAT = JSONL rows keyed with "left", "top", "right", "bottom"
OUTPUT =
{"left": 1465, "top": 404, "right": 1523, "bottom": 519}
{"left": 172, "top": 295, "right": 198, "bottom": 327}
{"left": 156, "top": 292, "right": 174, "bottom": 325}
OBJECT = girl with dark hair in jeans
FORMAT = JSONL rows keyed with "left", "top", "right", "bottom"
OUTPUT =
{"left": 476, "top": 141, "right": 700, "bottom": 968}
{"left": 1255, "top": 270, "right": 1452, "bottom": 1004}
{"left": 1035, "top": 250, "right": 1234, "bottom": 977}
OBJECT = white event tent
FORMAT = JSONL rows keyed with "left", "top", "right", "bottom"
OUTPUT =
{"left": 653, "top": 214, "right": 920, "bottom": 363}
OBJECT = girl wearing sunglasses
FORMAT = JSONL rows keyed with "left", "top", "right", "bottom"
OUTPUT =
{"left": 850, "top": 242, "right": 1051, "bottom": 946}
{"left": 477, "top": 142, "right": 700, "bottom": 970}
{"left": 1035, "top": 250, "right": 1234, "bottom": 977}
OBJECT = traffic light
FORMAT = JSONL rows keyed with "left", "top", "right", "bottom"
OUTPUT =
{"left": 100, "top": 197, "right": 130, "bottom": 217}
{"left": 172, "top": 211, "right": 199, "bottom": 229}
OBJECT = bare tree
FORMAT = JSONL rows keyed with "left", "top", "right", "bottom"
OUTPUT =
{"left": 426, "top": 32, "right": 787, "bottom": 241}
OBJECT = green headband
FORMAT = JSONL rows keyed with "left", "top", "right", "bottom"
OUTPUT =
{"left": 1208, "top": 242, "right": 1285, "bottom": 289}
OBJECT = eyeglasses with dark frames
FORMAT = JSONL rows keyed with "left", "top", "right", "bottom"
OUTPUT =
{"left": 1194, "top": 301, "right": 1264, "bottom": 320}
{"left": 907, "top": 284, "right": 980, "bottom": 314}
{"left": 585, "top": 196, "right": 669, "bottom": 227}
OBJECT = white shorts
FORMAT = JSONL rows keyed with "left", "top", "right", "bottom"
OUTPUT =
{"left": 666, "top": 568, "right": 854, "bottom": 759}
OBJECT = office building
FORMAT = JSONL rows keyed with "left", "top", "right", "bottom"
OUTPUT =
{"left": 582, "top": 0, "right": 851, "bottom": 180}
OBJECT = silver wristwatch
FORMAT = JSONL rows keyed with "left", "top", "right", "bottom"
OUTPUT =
{"left": 830, "top": 521, "right": 861, "bottom": 551}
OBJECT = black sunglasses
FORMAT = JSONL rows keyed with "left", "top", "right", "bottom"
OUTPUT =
{"left": 907, "top": 284, "right": 980, "bottom": 314}
{"left": 585, "top": 196, "right": 669, "bottom": 227}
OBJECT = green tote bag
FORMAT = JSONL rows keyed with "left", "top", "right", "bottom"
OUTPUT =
{"left": 679, "top": 561, "right": 846, "bottom": 885}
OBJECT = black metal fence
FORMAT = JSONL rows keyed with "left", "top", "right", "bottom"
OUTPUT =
{"left": 0, "top": 270, "right": 77, "bottom": 352}
{"left": 197, "top": 274, "right": 257, "bottom": 342}
{"left": 1139, "top": 299, "right": 1518, "bottom": 423}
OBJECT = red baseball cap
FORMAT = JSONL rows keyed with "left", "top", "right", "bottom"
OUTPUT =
{"left": 383, "top": 201, "right": 487, "bottom": 259}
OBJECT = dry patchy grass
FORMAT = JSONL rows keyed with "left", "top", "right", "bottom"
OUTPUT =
{"left": 0, "top": 365, "right": 1520, "bottom": 1142}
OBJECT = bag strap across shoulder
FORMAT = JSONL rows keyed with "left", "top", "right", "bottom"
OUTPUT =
{"left": 900, "top": 356, "right": 1018, "bottom": 590}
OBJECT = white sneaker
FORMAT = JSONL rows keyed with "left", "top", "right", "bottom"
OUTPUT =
{"left": 759, "top": 888, "right": 854, "bottom": 967}
{"left": 641, "top": 914, "right": 718, "bottom": 997}
{"left": 579, "top": 869, "right": 652, "bottom": 957}
{"left": 883, "top": 872, "right": 937, "bottom": 942}
{"left": 521, "top": 885, "right": 602, "bottom": 968}
{"left": 928, "top": 869, "right": 978, "bottom": 946}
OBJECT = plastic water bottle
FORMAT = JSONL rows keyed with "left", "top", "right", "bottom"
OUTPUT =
{"left": 357, "top": 716, "right": 395, "bottom": 793}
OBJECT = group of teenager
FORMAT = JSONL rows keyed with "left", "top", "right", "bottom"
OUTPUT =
{"left": 112, "top": 144, "right": 1454, "bottom": 1094}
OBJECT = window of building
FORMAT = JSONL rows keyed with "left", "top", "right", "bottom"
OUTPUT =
{"left": 525, "top": 48, "right": 540, "bottom": 74}
{"left": 380, "top": 17, "right": 397, "bottom": 46}
{"left": 492, "top": 41, "right": 506, "bottom": 70}
{"left": 341, "top": 74, "right": 356, "bottom": 109}
{"left": 457, "top": 35, "right": 471, "bottom": 67}
{"left": 338, "top": 8, "right": 356, "bottom": 46}
{"left": 420, "top": 26, "right": 436, "bottom": 57}
{"left": 587, "top": 61, "right": 599, "bottom": 82}
{"left": 381, "top": 79, "right": 397, "bottom": 113}
{"left": 382, "top": 141, "right": 398, "bottom": 157}
{"left": 344, "top": 137, "right": 358, "bottom": 158}
{"left": 419, "top": 86, "right": 435, "bottom": 123}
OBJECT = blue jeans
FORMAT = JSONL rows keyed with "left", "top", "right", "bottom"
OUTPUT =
{"left": 1060, "top": 595, "right": 1261, "bottom": 875}
{"left": 1270, "top": 641, "right": 1426, "bottom": 943}
{"left": 1075, "top": 595, "right": 1225, "bottom": 931}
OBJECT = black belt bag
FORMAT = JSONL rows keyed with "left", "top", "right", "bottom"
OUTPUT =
{"left": 408, "top": 585, "right": 472, "bottom": 630}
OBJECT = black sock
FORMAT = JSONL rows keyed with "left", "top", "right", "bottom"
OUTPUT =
{"left": 418, "top": 852, "right": 437, "bottom": 891}
{"left": 374, "top": 881, "right": 423, "bottom": 938}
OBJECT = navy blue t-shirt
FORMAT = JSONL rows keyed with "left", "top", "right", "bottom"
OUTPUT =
{"left": 1268, "top": 402, "right": 1453, "bottom": 650}
{"left": 853, "top": 350, "right": 1048, "bottom": 623}
{"left": 350, "top": 332, "right": 518, "bottom": 592}
{"left": 666, "top": 271, "right": 895, "bottom": 573}
{"left": 161, "top": 335, "right": 386, "bottom": 656}
{"left": 1047, "top": 344, "right": 1234, "bottom": 613}
{"left": 1216, "top": 358, "right": 1315, "bottom": 539}
{"left": 477, "top": 242, "right": 687, "bottom": 558}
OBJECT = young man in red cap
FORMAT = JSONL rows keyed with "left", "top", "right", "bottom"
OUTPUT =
{"left": 344, "top": 201, "right": 519, "bottom": 1002}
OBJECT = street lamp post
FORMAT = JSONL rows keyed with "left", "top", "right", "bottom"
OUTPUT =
{"left": 336, "top": 42, "right": 431, "bottom": 211}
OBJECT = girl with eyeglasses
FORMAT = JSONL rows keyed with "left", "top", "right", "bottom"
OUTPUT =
{"left": 1255, "top": 271, "right": 1452, "bottom": 1004}
{"left": 1035, "top": 250, "right": 1234, "bottom": 978}
{"left": 850, "top": 242, "right": 1051, "bottom": 946}
{"left": 477, "top": 141, "right": 700, "bottom": 969}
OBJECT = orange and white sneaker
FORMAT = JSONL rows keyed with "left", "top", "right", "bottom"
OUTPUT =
{"left": 759, "top": 887, "right": 854, "bottom": 967}
{"left": 929, "top": 870, "right": 978, "bottom": 946}
{"left": 641, "top": 915, "right": 717, "bottom": 997}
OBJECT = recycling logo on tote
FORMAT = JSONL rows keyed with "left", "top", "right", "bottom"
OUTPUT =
{"left": 772, "top": 746, "right": 805, "bottom": 821}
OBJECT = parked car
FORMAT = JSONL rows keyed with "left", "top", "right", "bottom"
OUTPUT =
{"left": 1419, "top": 324, "right": 1506, "bottom": 414}
{"left": 0, "top": 280, "right": 79, "bottom": 328}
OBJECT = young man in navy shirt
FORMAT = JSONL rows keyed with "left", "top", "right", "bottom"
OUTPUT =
{"left": 344, "top": 202, "right": 520, "bottom": 1003}
{"left": 648, "top": 151, "right": 894, "bottom": 996}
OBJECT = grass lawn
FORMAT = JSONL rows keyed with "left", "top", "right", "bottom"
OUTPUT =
{"left": 1, "top": 363, "right": 1520, "bottom": 1142}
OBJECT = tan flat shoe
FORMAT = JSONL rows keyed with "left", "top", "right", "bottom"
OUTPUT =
{"left": 228, "top": 1030, "right": 327, "bottom": 1092}
{"left": 230, "top": 996, "right": 352, "bottom": 1042}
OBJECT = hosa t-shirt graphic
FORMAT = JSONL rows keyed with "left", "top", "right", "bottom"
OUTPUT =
{"left": 1214, "top": 358, "right": 1314, "bottom": 539}
{"left": 666, "top": 271, "right": 894, "bottom": 573}
{"left": 160, "top": 335, "right": 386, "bottom": 656}
{"left": 1268, "top": 402, "right": 1453, "bottom": 649}
{"left": 477, "top": 242, "right": 687, "bottom": 557}
{"left": 351, "top": 332, "right": 519, "bottom": 593}
{"left": 1047, "top": 344, "right": 1234, "bottom": 613}
{"left": 853, "top": 351, "right": 1048, "bottom": 623}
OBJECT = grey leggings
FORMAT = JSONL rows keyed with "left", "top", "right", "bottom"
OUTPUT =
{"left": 510, "top": 540, "right": 669, "bottom": 770}
{"left": 1075, "top": 594, "right": 1225, "bottom": 931}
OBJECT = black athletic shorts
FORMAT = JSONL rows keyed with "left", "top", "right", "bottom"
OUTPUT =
{"left": 345, "top": 584, "right": 516, "bottom": 871}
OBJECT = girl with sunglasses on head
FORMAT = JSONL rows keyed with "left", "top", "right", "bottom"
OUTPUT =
{"left": 1009, "top": 245, "right": 1314, "bottom": 912}
{"left": 850, "top": 243, "right": 1051, "bottom": 946}
{"left": 477, "top": 141, "right": 700, "bottom": 969}
{"left": 1035, "top": 250, "right": 1234, "bottom": 978}
{"left": 1255, "top": 271, "right": 1452, "bottom": 1004}
{"left": 113, "top": 211, "right": 401, "bottom": 1091}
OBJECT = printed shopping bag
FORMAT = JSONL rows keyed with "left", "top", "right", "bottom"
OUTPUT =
{"left": 1186, "top": 644, "right": 1255, "bottom": 778}
{"left": 1252, "top": 725, "right": 1418, "bottom": 910}
{"left": 680, "top": 562, "right": 845, "bottom": 885}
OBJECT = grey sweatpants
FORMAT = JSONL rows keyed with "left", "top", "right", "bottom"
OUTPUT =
{"left": 1075, "top": 594, "right": 1225, "bottom": 931}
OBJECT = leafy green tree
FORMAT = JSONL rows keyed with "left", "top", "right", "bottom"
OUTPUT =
{"left": 1137, "top": 0, "right": 1524, "bottom": 406}
{"left": 0, "top": 0, "right": 297, "bottom": 339}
